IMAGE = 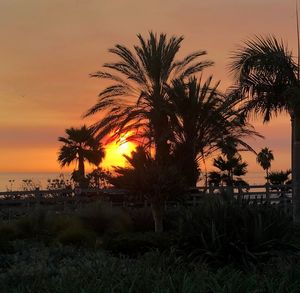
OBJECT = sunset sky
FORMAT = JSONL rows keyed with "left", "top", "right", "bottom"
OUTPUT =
{"left": 0, "top": 0, "right": 296, "bottom": 175}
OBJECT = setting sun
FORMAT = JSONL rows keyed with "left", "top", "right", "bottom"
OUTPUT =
{"left": 101, "top": 133, "right": 136, "bottom": 168}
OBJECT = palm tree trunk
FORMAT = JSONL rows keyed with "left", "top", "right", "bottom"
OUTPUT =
{"left": 78, "top": 154, "right": 85, "bottom": 188}
{"left": 151, "top": 201, "right": 164, "bottom": 233}
{"left": 153, "top": 112, "right": 170, "bottom": 166}
{"left": 293, "top": 112, "right": 300, "bottom": 224}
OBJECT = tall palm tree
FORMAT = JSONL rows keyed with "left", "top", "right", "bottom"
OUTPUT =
{"left": 58, "top": 126, "right": 105, "bottom": 188}
{"left": 166, "top": 77, "right": 260, "bottom": 186}
{"left": 256, "top": 147, "right": 274, "bottom": 183}
{"left": 229, "top": 36, "right": 300, "bottom": 222}
{"left": 84, "top": 32, "right": 213, "bottom": 165}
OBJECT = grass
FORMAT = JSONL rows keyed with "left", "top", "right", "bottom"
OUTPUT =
{"left": 1, "top": 200, "right": 300, "bottom": 292}
{"left": 1, "top": 241, "right": 300, "bottom": 292}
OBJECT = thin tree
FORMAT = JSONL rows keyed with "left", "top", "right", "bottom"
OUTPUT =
{"left": 58, "top": 126, "right": 105, "bottom": 188}
{"left": 256, "top": 147, "right": 274, "bottom": 183}
{"left": 229, "top": 36, "right": 300, "bottom": 223}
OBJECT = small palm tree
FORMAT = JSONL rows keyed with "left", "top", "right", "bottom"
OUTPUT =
{"left": 110, "top": 146, "right": 184, "bottom": 232}
{"left": 267, "top": 170, "right": 291, "bottom": 185}
{"left": 256, "top": 147, "right": 274, "bottom": 183}
{"left": 58, "top": 126, "right": 105, "bottom": 188}
{"left": 209, "top": 154, "right": 248, "bottom": 187}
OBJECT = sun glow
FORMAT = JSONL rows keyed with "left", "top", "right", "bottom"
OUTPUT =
{"left": 101, "top": 133, "right": 136, "bottom": 168}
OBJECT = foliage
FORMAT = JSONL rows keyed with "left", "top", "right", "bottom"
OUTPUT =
{"left": 57, "top": 226, "right": 96, "bottom": 247}
{"left": 128, "top": 208, "right": 154, "bottom": 232}
{"left": 257, "top": 147, "right": 274, "bottom": 183}
{"left": 229, "top": 35, "right": 298, "bottom": 122}
{"left": 0, "top": 223, "right": 17, "bottom": 241}
{"left": 50, "top": 214, "right": 83, "bottom": 235}
{"left": 78, "top": 202, "right": 132, "bottom": 236}
{"left": 46, "top": 173, "right": 73, "bottom": 190}
{"left": 20, "top": 179, "right": 41, "bottom": 191}
{"left": 267, "top": 170, "right": 292, "bottom": 185}
{"left": 109, "top": 146, "right": 186, "bottom": 232}
{"left": 208, "top": 154, "right": 248, "bottom": 187}
{"left": 0, "top": 223, "right": 16, "bottom": 254}
{"left": 1, "top": 242, "right": 300, "bottom": 292}
{"left": 102, "top": 232, "right": 173, "bottom": 257}
{"left": 110, "top": 146, "right": 185, "bottom": 202}
{"left": 85, "top": 32, "right": 213, "bottom": 167}
{"left": 58, "top": 125, "right": 105, "bottom": 187}
{"left": 14, "top": 210, "right": 50, "bottom": 239}
{"left": 257, "top": 147, "right": 274, "bottom": 171}
{"left": 175, "top": 197, "right": 296, "bottom": 268}
{"left": 86, "top": 167, "right": 112, "bottom": 188}
{"left": 167, "top": 77, "right": 260, "bottom": 186}
{"left": 229, "top": 34, "right": 300, "bottom": 222}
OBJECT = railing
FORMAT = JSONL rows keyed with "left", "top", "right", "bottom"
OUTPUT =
{"left": 0, "top": 184, "right": 292, "bottom": 209}
{"left": 189, "top": 184, "right": 292, "bottom": 212}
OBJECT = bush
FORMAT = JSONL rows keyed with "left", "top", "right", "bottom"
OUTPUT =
{"left": 175, "top": 196, "right": 296, "bottom": 268}
{"left": 50, "top": 214, "right": 83, "bottom": 235}
{"left": 78, "top": 202, "right": 132, "bottom": 235}
{"left": 58, "top": 226, "right": 96, "bottom": 247}
{"left": 128, "top": 208, "right": 154, "bottom": 232}
{"left": 1, "top": 241, "right": 300, "bottom": 292}
{"left": 102, "top": 232, "right": 174, "bottom": 257}
{"left": 0, "top": 223, "right": 16, "bottom": 241}
{"left": 14, "top": 210, "right": 49, "bottom": 239}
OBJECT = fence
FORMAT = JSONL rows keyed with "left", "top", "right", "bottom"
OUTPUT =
{"left": 0, "top": 184, "right": 292, "bottom": 210}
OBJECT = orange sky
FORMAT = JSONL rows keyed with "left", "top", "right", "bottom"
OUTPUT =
{"left": 0, "top": 0, "right": 296, "bottom": 175}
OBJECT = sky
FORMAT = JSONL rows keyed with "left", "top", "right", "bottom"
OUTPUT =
{"left": 0, "top": 0, "right": 297, "bottom": 176}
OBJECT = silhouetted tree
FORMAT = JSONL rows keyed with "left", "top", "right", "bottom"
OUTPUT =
{"left": 58, "top": 126, "right": 105, "bottom": 188}
{"left": 167, "top": 77, "right": 260, "bottom": 186}
{"left": 209, "top": 155, "right": 248, "bottom": 187}
{"left": 208, "top": 138, "right": 248, "bottom": 187}
{"left": 87, "top": 167, "right": 112, "bottom": 189}
{"left": 84, "top": 32, "right": 213, "bottom": 166}
{"left": 230, "top": 36, "right": 300, "bottom": 222}
{"left": 267, "top": 170, "right": 291, "bottom": 185}
{"left": 110, "top": 146, "right": 184, "bottom": 232}
{"left": 256, "top": 147, "right": 274, "bottom": 183}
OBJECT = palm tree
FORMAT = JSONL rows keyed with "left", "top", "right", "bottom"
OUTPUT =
{"left": 256, "top": 147, "right": 274, "bottom": 183}
{"left": 58, "top": 126, "right": 105, "bottom": 188}
{"left": 210, "top": 154, "right": 248, "bottom": 187}
{"left": 110, "top": 146, "right": 184, "bottom": 232}
{"left": 84, "top": 32, "right": 213, "bottom": 231}
{"left": 229, "top": 36, "right": 300, "bottom": 223}
{"left": 267, "top": 170, "right": 291, "bottom": 185}
{"left": 166, "top": 77, "right": 260, "bottom": 187}
{"left": 84, "top": 32, "right": 213, "bottom": 166}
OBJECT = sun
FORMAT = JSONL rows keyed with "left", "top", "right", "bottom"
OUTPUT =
{"left": 101, "top": 133, "right": 136, "bottom": 168}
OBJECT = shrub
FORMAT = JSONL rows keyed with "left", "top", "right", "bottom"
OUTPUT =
{"left": 78, "top": 202, "right": 132, "bottom": 235}
{"left": 0, "top": 223, "right": 16, "bottom": 241}
{"left": 58, "top": 226, "right": 96, "bottom": 247}
{"left": 128, "top": 208, "right": 154, "bottom": 232}
{"left": 50, "top": 214, "right": 83, "bottom": 235}
{"left": 14, "top": 210, "right": 49, "bottom": 239}
{"left": 175, "top": 196, "right": 296, "bottom": 268}
{"left": 102, "top": 232, "right": 174, "bottom": 257}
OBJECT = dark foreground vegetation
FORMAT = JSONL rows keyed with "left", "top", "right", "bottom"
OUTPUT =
{"left": 1, "top": 196, "right": 300, "bottom": 292}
